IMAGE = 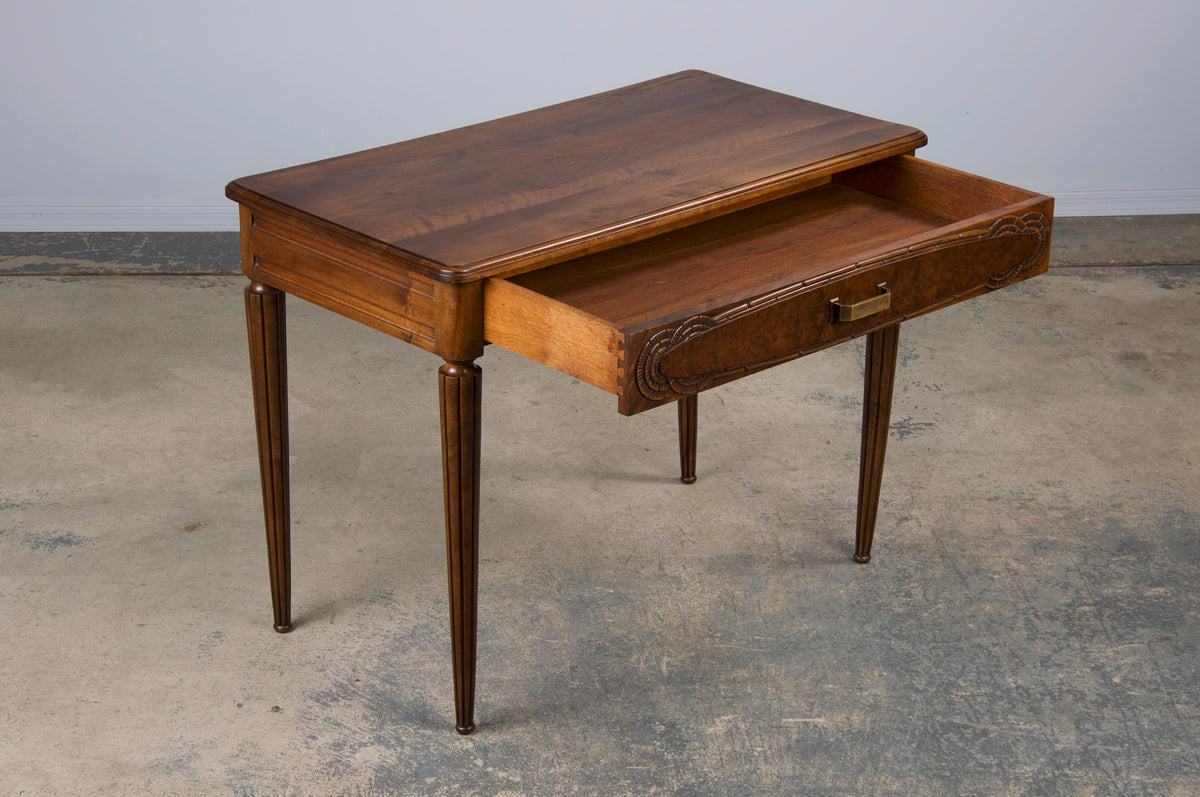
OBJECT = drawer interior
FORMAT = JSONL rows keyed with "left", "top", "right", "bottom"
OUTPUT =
{"left": 497, "top": 155, "right": 1043, "bottom": 335}
{"left": 482, "top": 155, "right": 1050, "bottom": 403}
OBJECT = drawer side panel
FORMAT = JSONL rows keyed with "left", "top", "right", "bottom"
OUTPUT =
{"left": 835, "top": 155, "right": 1040, "bottom": 223}
{"left": 484, "top": 278, "right": 623, "bottom": 394}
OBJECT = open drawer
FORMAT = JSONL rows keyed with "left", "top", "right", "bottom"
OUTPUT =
{"left": 483, "top": 155, "right": 1053, "bottom": 415}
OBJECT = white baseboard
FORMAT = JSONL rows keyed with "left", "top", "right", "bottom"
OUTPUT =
{"left": 2, "top": 190, "right": 1199, "bottom": 232}
{"left": 0, "top": 206, "right": 239, "bottom": 232}
{"left": 1043, "top": 189, "right": 1200, "bottom": 218}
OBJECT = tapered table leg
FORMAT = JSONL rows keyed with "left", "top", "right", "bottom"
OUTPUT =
{"left": 439, "top": 361, "right": 482, "bottom": 734}
{"left": 245, "top": 282, "right": 292, "bottom": 632}
{"left": 854, "top": 324, "right": 901, "bottom": 564}
{"left": 678, "top": 394, "right": 698, "bottom": 484}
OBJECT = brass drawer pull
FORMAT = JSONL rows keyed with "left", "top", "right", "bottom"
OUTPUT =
{"left": 831, "top": 283, "right": 891, "bottom": 322}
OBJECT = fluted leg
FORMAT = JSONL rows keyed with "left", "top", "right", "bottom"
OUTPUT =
{"left": 245, "top": 282, "right": 292, "bottom": 632}
{"left": 854, "top": 324, "right": 900, "bottom": 564}
{"left": 678, "top": 394, "right": 698, "bottom": 484}
{"left": 439, "top": 361, "right": 482, "bottom": 734}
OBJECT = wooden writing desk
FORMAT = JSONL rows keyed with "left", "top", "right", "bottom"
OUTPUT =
{"left": 226, "top": 71, "right": 1053, "bottom": 734}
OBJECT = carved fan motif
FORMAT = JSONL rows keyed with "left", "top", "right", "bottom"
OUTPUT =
{"left": 985, "top": 212, "right": 1051, "bottom": 288}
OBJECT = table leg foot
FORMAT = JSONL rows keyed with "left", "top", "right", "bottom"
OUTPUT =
{"left": 854, "top": 324, "right": 900, "bottom": 564}
{"left": 245, "top": 281, "right": 292, "bottom": 632}
{"left": 678, "top": 394, "right": 698, "bottom": 484}
{"left": 439, "top": 361, "right": 482, "bottom": 734}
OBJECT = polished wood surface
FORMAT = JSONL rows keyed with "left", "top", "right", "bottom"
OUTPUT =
{"left": 438, "top": 362, "right": 482, "bottom": 735}
{"left": 678, "top": 395, "right": 698, "bottom": 485}
{"left": 855, "top": 324, "right": 902, "bottom": 564}
{"left": 227, "top": 70, "right": 925, "bottom": 283}
{"left": 228, "top": 72, "right": 1053, "bottom": 733}
{"left": 244, "top": 282, "right": 292, "bottom": 633}
{"left": 241, "top": 205, "right": 440, "bottom": 352}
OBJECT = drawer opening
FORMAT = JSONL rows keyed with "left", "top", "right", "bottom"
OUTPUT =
{"left": 483, "top": 154, "right": 1051, "bottom": 413}
{"left": 494, "top": 156, "right": 1044, "bottom": 334}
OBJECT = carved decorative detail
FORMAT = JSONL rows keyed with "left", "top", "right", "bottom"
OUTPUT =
{"left": 634, "top": 211, "right": 1049, "bottom": 401}
{"left": 983, "top": 211, "right": 1051, "bottom": 288}
{"left": 636, "top": 315, "right": 719, "bottom": 400}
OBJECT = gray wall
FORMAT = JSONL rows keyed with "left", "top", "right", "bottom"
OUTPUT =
{"left": 2, "top": 0, "right": 1198, "bottom": 230}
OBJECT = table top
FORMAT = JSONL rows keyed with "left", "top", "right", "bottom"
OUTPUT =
{"left": 226, "top": 70, "right": 926, "bottom": 283}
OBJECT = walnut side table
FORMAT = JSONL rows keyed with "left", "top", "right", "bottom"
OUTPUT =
{"left": 226, "top": 71, "right": 1053, "bottom": 734}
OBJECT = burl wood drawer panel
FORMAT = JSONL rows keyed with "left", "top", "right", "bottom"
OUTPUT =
{"left": 484, "top": 155, "right": 1053, "bottom": 415}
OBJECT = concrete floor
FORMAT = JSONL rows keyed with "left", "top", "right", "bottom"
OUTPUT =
{"left": 1, "top": 218, "right": 1198, "bottom": 795}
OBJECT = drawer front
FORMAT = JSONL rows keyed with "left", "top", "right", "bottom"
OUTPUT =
{"left": 622, "top": 208, "right": 1050, "bottom": 414}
